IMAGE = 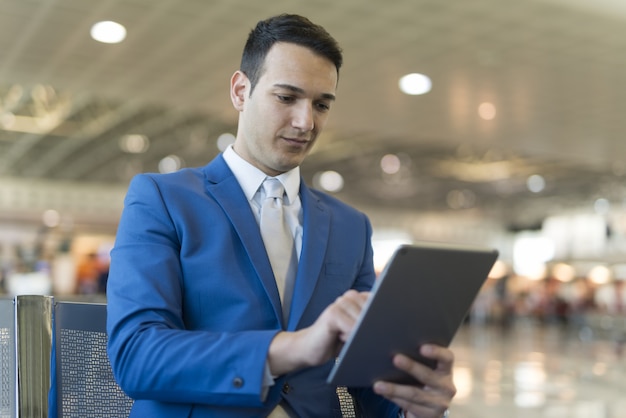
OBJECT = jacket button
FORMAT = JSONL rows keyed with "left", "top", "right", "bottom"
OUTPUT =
{"left": 282, "top": 382, "right": 291, "bottom": 394}
{"left": 232, "top": 377, "right": 244, "bottom": 388}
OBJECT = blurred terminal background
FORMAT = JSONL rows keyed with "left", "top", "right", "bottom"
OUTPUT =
{"left": 2, "top": 1, "right": 626, "bottom": 417}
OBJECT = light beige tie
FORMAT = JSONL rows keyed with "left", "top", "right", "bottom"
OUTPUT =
{"left": 260, "top": 178, "right": 297, "bottom": 322}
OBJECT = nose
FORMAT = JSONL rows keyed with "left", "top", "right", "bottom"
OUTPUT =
{"left": 291, "top": 102, "right": 314, "bottom": 132}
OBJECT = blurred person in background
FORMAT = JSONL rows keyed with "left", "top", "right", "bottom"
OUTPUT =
{"left": 75, "top": 252, "right": 104, "bottom": 295}
{"left": 594, "top": 277, "right": 626, "bottom": 355}
{"left": 595, "top": 278, "right": 626, "bottom": 315}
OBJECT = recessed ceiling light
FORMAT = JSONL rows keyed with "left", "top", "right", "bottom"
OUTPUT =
{"left": 478, "top": 102, "right": 497, "bottom": 120}
{"left": 319, "top": 170, "right": 344, "bottom": 192}
{"left": 119, "top": 134, "right": 149, "bottom": 154}
{"left": 90, "top": 20, "right": 127, "bottom": 44}
{"left": 380, "top": 154, "right": 401, "bottom": 174}
{"left": 594, "top": 198, "right": 610, "bottom": 214}
{"left": 216, "top": 132, "right": 236, "bottom": 151}
{"left": 527, "top": 174, "right": 545, "bottom": 193}
{"left": 313, "top": 170, "right": 344, "bottom": 192}
{"left": 159, "top": 155, "right": 183, "bottom": 173}
{"left": 398, "top": 73, "right": 432, "bottom": 95}
{"left": 588, "top": 265, "right": 611, "bottom": 285}
{"left": 42, "top": 209, "right": 61, "bottom": 228}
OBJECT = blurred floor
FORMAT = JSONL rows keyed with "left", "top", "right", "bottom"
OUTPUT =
{"left": 448, "top": 319, "right": 626, "bottom": 418}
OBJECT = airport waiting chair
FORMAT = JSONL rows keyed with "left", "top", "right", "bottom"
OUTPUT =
{"left": 51, "top": 301, "right": 357, "bottom": 417}
{"left": 52, "top": 301, "right": 133, "bottom": 417}
{"left": 2, "top": 296, "right": 356, "bottom": 418}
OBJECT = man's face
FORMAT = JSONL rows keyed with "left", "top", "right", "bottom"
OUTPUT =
{"left": 231, "top": 42, "right": 338, "bottom": 176}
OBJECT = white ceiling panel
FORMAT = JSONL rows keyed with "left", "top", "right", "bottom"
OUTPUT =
{"left": 1, "top": 0, "right": 626, "bottom": 228}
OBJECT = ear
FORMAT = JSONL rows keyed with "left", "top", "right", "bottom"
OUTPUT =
{"left": 230, "top": 70, "right": 248, "bottom": 111}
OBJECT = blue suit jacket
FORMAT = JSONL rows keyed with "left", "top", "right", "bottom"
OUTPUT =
{"left": 106, "top": 155, "right": 400, "bottom": 417}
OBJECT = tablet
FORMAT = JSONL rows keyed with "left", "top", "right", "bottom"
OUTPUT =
{"left": 326, "top": 242, "right": 498, "bottom": 387}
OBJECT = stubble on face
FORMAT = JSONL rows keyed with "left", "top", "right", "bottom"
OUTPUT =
{"left": 232, "top": 43, "right": 338, "bottom": 176}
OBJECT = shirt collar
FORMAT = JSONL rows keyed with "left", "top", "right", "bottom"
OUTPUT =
{"left": 222, "top": 145, "right": 300, "bottom": 204}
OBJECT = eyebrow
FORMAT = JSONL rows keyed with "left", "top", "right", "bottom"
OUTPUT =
{"left": 273, "top": 83, "right": 336, "bottom": 102}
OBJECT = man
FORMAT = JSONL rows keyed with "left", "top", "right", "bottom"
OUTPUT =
{"left": 107, "top": 14, "right": 456, "bottom": 417}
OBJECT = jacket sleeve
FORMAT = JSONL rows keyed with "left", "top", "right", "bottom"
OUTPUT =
{"left": 106, "top": 174, "right": 279, "bottom": 407}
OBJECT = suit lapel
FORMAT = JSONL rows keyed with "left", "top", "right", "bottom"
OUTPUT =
{"left": 287, "top": 184, "right": 330, "bottom": 329}
{"left": 202, "top": 157, "right": 283, "bottom": 322}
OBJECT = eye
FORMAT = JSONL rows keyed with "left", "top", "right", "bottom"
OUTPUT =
{"left": 277, "top": 95, "right": 295, "bottom": 103}
{"left": 316, "top": 102, "right": 331, "bottom": 112}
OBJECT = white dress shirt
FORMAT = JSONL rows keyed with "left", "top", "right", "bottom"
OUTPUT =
{"left": 222, "top": 145, "right": 303, "bottom": 259}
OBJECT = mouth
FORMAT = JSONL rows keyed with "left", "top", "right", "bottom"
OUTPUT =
{"left": 281, "top": 136, "right": 310, "bottom": 147}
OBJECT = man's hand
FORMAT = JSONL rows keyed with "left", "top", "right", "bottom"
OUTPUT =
{"left": 373, "top": 344, "right": 456, "bottom": 418}
{"left": 267, "top": 290, "right": 370, "bottom": 376}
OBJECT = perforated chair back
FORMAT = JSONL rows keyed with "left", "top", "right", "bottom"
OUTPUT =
{"left": 0, "top": 298, "right": 16, "bottom": 418}
{"left": 53, "top": 301, "right": 133, "bottom": 418}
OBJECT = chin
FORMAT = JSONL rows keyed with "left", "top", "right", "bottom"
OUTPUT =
{"left": 276, "top": 154, "right": 305, "bottom": 171}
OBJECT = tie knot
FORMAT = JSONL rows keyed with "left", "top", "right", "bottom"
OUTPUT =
{"left": 263, "top": 178, "right": 284, "bottom": 200}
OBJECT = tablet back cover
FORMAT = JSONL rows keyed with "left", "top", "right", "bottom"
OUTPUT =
{"left": 327, "top": 242, "right": 498, "bottom": 387}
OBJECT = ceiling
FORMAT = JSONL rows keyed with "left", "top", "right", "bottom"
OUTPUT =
{"left": 2, "top": 0, "right": 626, "bottom": 231}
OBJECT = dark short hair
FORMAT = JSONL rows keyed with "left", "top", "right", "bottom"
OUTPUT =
{"left": 240, "top": 14, "right": 343, "bottom": 94}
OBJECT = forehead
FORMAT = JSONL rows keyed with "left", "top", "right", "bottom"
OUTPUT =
{"left": 259, "top": 42, "right": 338, "bottom": 93}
